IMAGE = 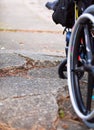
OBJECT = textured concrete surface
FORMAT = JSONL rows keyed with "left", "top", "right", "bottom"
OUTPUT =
{"left": 0, "top": 0, "right": 92, "bottom": 130}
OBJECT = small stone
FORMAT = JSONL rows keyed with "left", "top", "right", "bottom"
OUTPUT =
{"left": 1, "top": 47, "right": 5, "bottom": 50}
{"left": 0, "top": 102, "right": 3, "bottom": 106}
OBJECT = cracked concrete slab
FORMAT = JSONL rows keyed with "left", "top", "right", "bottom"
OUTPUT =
{"left": 0, "top": 67, "right": 67, "bottom": 130}
{"left": 0, "top": 53, "right": 89, "bottom": 130}
{"left": 0, "top": 53, "right": 26, "bottom": 69}
{"left": 0, "top": 52, "right": 63, "bottom": 70}
{"left": 0, "top": 0, "right": 91, "bottom": 129}
{"left": 0, "top": 66, "right": 89, "bottom": 130}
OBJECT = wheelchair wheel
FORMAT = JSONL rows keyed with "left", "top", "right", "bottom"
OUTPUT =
{"left": 67, "top": 8, "right": 94, "bottom": 128}
{"left": 58, "top": 58, "right": 67, "bottom": 79}
{"left": 83, "top": 5, "right": 94, "bottom": 128}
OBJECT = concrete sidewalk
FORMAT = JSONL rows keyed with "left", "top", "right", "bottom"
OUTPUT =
{"left": 0, "top": 53, "right": 65, "bottom": 130}
{"left": 0, "top": 0, "right": 90, "bottom": 130}
{"left": 0, "top": 53, "right": 89, "bottom": 130}
{"left": 0, "top": 0, "right": 66, "bottom": 57}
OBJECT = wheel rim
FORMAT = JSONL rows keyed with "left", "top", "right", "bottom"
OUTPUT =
{"left": 68, "top": 13, "right": 94, "bottom": 122}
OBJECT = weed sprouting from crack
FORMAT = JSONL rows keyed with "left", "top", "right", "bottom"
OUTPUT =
{"left": 56, "top": 86, "right": 82, "bottom": 125}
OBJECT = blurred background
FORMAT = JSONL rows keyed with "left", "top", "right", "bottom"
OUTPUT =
{"left": 0, "top": 0, "right": 65, "bottom": 57}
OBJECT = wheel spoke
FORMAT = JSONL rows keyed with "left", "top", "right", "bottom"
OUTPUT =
{"left": 84, "top": 25, "right": 93, "bottom": 63}
{"left": 84, "top": 25, "right": 94, "bottom": 112}
{"left": 86, "top": 73, "right": 94, "bottom": 112}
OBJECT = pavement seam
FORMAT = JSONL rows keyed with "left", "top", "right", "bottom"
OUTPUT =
{"left": 0, "top": 28, "right": 62, "bottom": 34}
{"left": 0, "top": 52, "right": 61, "bottom": 77}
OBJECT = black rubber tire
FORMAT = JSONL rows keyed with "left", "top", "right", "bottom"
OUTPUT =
{"left": 58, "top": 58, "right": 67, "bottom": 79}
{"left": 67, "top": 5, "right": 94, "bottom": 128}
{"left": 83, "top": 5, "right": 94, "bottom": 128}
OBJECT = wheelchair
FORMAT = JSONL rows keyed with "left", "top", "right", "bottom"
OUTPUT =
{"left": 46, "top": 1, "right": 94, "bottom": 128}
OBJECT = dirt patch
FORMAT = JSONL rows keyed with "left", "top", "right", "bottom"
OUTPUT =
{"left": 0, "top": 122, "right": 16, "bottom": 130}
{"left": 0, "top": 28, "right": 62, "bottom": 34}
{"left": 0, "top": 57, "right": 60, "bottom": 77}
{"left": 56, "top": 86, "right": 84, "bottom": 127}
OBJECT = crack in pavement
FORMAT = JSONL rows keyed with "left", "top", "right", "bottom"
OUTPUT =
{"left": 0, "top": 93, "right": 41, "bottom": 101}
{"left": 0, "top": 55, "right": 60, "bottom": 77}
{"left": 0, "top": 122, "right": 16, "bottom": 130}
{"left": 0, "top": 28, "right": 62, "bottom": 34}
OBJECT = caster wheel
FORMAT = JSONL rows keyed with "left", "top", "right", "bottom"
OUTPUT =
{"left": 58, "top": 58, "right": 67, "bottom": 79}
